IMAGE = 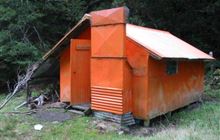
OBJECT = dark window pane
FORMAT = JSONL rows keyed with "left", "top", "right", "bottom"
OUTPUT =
{"left": 166, "top": 61, "right": 178, "bottom": 75}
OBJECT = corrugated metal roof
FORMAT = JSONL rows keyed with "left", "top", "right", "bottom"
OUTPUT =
{"left": 43, "top": 16, "right": 214, "bottom": 61}
{"left": 126, "top": 24, "right": 214, "bottom": 60}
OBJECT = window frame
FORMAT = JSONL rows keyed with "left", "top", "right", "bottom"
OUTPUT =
{"left": 166, "top": 60, "right": 178, "bottom": 75}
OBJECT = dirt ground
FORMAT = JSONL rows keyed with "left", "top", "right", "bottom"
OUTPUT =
{"left": 28, "top": 100, "right": 204, "bottom": 137}
{"left": 32, "top": 102, "right": 79, "bottom": 122}
{"left": 22, "top": 93, "right": 218, "bottom": 138}
{"left": 89, "top": 101, "right": 204, "bottom": 137}
{"left": 90, "top": 118, "right": 161, "bottom": 137}
{"left": 1, "top": 87, "right": 220, "bottom": 140}
{"left": 33, "top": 110, "right": 74, "bottom": 122}
{"left": 28, "top": 103, "right": 161, "bottom": 137}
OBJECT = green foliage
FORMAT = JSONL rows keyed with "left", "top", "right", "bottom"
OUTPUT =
{"left": 0, "top": 0, "right": 87, "bottom": 88}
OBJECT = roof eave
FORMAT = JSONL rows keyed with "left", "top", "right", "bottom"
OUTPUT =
{"left": 161, "top": 57, "right": 215, "bottom": 61}
{"left": 43, "top": 14, "right": 91, "bottom": 60}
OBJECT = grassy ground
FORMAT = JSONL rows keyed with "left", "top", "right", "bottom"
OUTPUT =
{"left": 0, "top": 86, "right": 220, "bottom": 140}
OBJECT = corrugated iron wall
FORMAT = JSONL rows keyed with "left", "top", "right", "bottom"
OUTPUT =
{"left": 91, "top": 86, "right": 123, "bottom": 114}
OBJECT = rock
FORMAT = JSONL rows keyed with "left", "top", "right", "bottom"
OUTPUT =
{"left": 96, "top": 122, "right": 107, "bottom": 130}
{"left": 52, "top": 121, "right": 59, "bottom": 124}
{"left": 47, "top": 102, "right": 67, "bottom": 108}
{"left": 34, "top": 124, "right": 43, "bottom": 131}
{"left": 118, "top": 130, "right": 124, "bottom": 135}
{"left": 120, "top": 126, "right": 130, "bottom": 134}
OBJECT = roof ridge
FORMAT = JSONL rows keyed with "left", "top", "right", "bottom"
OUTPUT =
{"left": 126, "top": 23, "right": 170, "bottom": 34}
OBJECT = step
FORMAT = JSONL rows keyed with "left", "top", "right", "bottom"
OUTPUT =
{"left": 71, "top": 104, "right": 91, "bottom": 111}
{"left": 68, "top": 109, "right": 85, "bottom": 115}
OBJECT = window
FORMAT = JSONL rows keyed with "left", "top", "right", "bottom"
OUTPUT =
{"left": 166, "top": 61, "right": 178, "bottom": 75}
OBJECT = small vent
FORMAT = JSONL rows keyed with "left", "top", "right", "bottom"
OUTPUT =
{"left": 91, "top": 86, "right": 123, "bottom": 114}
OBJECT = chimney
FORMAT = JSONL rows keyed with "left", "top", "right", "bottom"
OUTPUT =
{"left": 90, "top": 7, "right": 132, "bottom": 115}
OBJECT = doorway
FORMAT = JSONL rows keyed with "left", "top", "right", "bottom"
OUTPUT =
{"left": 70, "top": 39, "right": 91, "bottom": 105}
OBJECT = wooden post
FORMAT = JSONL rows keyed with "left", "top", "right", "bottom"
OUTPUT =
{"left": 26, "top": 83, "right": 31, "bottom": 103}
{"left": 143, "top": 120, "right": 150, "bottom": 127}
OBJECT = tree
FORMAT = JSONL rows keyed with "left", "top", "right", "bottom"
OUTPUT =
{"left": 0, "top": 0, "right": 87, "bottom": 90}
{"left": 0, "top": 0, "right": 219, "bottom": 90}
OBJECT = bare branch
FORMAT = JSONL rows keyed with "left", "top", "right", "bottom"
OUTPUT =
{"left": 0, "top": 61, "right": 41, "bottom": 109}
{"left": 33, "top": 26, "right": 45, "bottom": 49}
{"left": 6, "top": 80, "right": 12, "bottom": 93}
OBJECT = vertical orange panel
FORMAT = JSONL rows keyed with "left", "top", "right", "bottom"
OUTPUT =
{"left": 91, "top": 25, "right": 125, "bottom": 57}
{"left": 91, "top": 59, "right": 133, "bottom": 114}
{"left": 70, "top": 39, "right": 91, "bottom": 105}
{"left": 122, "top": 61, "right": 133, "bottom": 113}
{"left": 60, "top": 47, "right": 70, "bottom": 102}
{"left": 126, "top": 38, "right": 149, "bottom": 118}
{"left": 91, "top": 59, "right": 124, "bottom": 114}
{"left": 91, "top": 59, "right": 123, "bottom": 88}
{"left": 91, "top": 7, "right": 131, "bottom": 115}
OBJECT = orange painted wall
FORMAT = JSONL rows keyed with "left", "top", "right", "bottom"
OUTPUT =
{"left": 91, "top": 59, "right": 124, "bottom": 89}
{"left": 91, "top": 24, "right": 125, "bottom": 57}
{"left": 91, "top": 59, "right": 132, "bottom": 114}
{"left": 90, "top": 7, "right": 128, "bottom": 26}
{"left": 91, "top": 65, "right": 124, "bottom": 115}
{"left": 126, "top": 38, "right": 204, "bottom": 120}
{"left": 60, "top": 28, "right": 90, "bottom": 103}
{"left": 76, "top": 28, "right": 91, "bottom": 39}
{"left": 122, "top": 61, "right": 133, "bottom": 113}
{"left": 126, "top": 38, "right": 149, "bottom": 118}
{"left": 90, "top": 7, "right": 132, "bottom": 115}
{"left": 60, "top": 47, "right": 70, "bottom": 102}
{"left": 147, "top": 59, "right": 204, "bottom": 119}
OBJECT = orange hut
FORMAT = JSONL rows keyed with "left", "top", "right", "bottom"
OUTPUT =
{"left": 31, "top": 7, "right": 214, "bottom": 125}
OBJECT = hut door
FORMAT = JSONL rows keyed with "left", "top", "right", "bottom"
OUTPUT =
{"left": 70, "top": 39, "right": 91, "bottom": 105}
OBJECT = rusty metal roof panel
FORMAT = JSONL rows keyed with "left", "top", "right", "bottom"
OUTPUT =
{"left": 126, "top": 24, "right": 214, "bottom": 60}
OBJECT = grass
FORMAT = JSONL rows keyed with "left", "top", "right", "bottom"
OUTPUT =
{"left": 0, "top": 87, "right": 220, "bottom": 140}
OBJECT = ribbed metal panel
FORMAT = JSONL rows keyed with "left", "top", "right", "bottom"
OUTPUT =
{"left": 91, "top": 86, "right": 123, "bottom": 114}
{"left": 94, "top": 111, "right": 135, "bottom": 126}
